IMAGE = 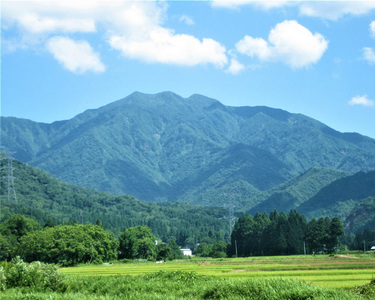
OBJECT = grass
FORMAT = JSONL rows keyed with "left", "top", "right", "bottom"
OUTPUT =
{"left": 60, "top": 254, "right": 375, "bottom": 289}
{"left": 3, "top": 254, "right": 375, "bottom": 299}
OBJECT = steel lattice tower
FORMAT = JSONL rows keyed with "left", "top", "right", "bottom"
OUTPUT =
{"left": 2, "top": 153, "right": 17, "bottom": 203}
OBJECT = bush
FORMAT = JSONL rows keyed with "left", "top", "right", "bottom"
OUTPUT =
{"left": 1, "top": 257, "right": 66, "bottom": 292}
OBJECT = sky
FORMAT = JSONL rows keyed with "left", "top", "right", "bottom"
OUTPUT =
{"left": 1, "top": 0, "right": 375, "bottom": 139}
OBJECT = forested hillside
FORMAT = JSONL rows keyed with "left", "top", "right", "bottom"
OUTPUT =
{"left": 247, "top": 167, "right": 349, "bottom": 214}
{"left": 0, "top": 156, "right": 227, "bottom": 244}
{"left": 2, "top": 91, "right": 375, "bottom": 204}
{"left": 298, "top": 170, "right": 375, "bottom": 222}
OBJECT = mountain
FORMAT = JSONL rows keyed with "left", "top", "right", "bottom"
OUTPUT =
{"left": 2, "top": 91, "right": 375, "bottom": 204}
{"left": 298, "top": 170, "right": 375, "bottom": 222}
{"left": 345, "top": 197, "right": 375, "bottom": 233}
{"left": 0, "top": 155, "right": 227, "bottom": 243}
{"left": 247, "top": 167, "right": 349, "bottom": 214}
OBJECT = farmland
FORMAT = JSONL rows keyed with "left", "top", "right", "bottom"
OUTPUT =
{"left": 60, "top": 254, "right": 375, "bottom": 289}
{"left": 2, "top": 254, "right": 375, "bottom": 299}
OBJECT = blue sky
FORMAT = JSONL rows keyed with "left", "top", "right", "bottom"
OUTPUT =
{"left": 1, "top": 0, "right": 375, "bottom": 138}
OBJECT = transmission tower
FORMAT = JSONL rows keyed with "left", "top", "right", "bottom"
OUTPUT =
{"left": 2, "top": 152, "right": 17, "bottom": 203}
{"left": 223, "top": 186, "right": 237, "bottom": 243}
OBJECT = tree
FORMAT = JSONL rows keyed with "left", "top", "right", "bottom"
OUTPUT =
{"left": 156, "top": 243, "right": 171, "bottom": 261}
{"left": 326, "top": 217, "right": 344, "bottom": 253}
{"left": 167, "top": 239, "right": 183, "bottom": 260}
{"left": 19, "top": 224, "right": 118, "bottom": 266}
{"left": 0, "top": 214, "right": 42, "bottom": 260}
{"left": 118, "top": 225, "right": 156, "bottom": 260}
{"left": 0, "top": 214, "right": 41, "bottom": 242}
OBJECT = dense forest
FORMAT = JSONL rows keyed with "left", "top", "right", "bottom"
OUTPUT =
{"left": 0, "top": 156, "right": 227, "bottom": 245}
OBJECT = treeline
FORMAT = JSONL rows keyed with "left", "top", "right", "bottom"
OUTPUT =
{"left": 0, "top": 158, "right": 227, "bottom": 245}
{"left": 228, "top": 210, "right": 344, "bottom": 256}
{"left": 0, "top": 215, "right": 183, "bottom": 266}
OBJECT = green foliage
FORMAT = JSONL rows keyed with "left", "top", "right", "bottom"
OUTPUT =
{"left": 18, "top": 224, "right": 118, "bottom": 266}
{"left": 119, "top": 225, "right": 156, "bottom": 260}
{"left": 0, "top": 257, "right": 66, "bottom": 292}
{"left": 230, "top": 210, "right": 307, "bottom": 256}
{"left": 3, "top": 91, "right": 375, "bottom": 208}
{"left": 248, "top": 167, "right": 349, "bottom": 214}
{"left": 194, "top": 241, "right": 228, "bottom": 258}
{"left": 202, "top": 277, "right": 355, "bottom": 300}
{"left": 345, "top": 197, "right": 375, "bottom": 233}
{"left": 299, "top": 170, "right": 375, "bottom": 222}
{"left": 354, "top": 278, "right": 375, "bottom": 298}
{"left": 0, "top": 158, "right": 227, "bottom": 245}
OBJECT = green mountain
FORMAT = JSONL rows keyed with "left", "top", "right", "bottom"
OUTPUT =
{"left": 247, "top": 167, "right": 349, "bottom": 214}
{"left": 2, "top": 91, "right": 375, "bottom": 204}
{"left": 0, "top": 155, "right": 227, "bottom": 244}
{"left": 298, "top": 170, "right": 375, "bottom": 222}
{"left": 345, "top": 197, "right": 375, "bottom": 233}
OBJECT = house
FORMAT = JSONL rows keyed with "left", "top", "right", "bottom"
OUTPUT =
{"left": 180, "top": 248, "right": 192, "bottom": 256}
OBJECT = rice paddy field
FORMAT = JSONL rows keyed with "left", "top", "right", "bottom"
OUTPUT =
{"left": 3, "top": 254, "right": 375, "bottom": 299}
{"left": 60, "top": 254, "right": 375, "bottom": 289}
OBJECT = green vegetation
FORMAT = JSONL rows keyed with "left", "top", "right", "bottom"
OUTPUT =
{"left": 2, "top": 256, "right": 374, "bottom": 299}
{"left": 229, "top": 210, "right": 344, "bottom": 256}
{"left": 2, "top": 91, "right": 375, "bottom": 205}
{"left": 0, "top": 157, "right": 227, "bottom": 243}
{"left": 299, "top": 170, "right": 375, "bottom": 221}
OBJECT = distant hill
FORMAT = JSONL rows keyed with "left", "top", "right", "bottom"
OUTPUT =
{"left": 247, "top": 167, "right": 349, "bottom": 214}
{"left": 0, "top": 155, "right": 227, "bottom": 244}
{"left": 345, "top": 197, "right": 375, "bottom": 233}
{"left": 298, "top": 170, "right": 375, "bottom": 222}
{"left": 2, "top": 91, "right": 375, "bottom": 204}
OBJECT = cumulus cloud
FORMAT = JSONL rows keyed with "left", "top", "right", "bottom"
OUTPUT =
{"left": 236, "top": 20, "right": 328, "bottom": 69}
{"left": 46, "top": 37, "right": 105, "bottom": 73}
{"left": 2, "top": 1, "right": 228, "bottom": 71}
{"left": 363, "top": 47, "right": 375, "bottom": 64}
{"left": 109, "top": 28, "right": 227, "bottom": 67}
{"left": 348, "top": 95, "right": 374, "bottom": 107}
{"left": 226, "top": 58, "right": 245, "bottom": 74}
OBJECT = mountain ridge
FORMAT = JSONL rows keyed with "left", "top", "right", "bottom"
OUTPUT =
{"left": 2, "top": 91, "right": 375, "bottom": 204}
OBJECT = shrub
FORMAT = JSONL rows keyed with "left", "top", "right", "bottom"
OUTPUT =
{"left": 2, "top": 257, "right": 66, "bottom": 292}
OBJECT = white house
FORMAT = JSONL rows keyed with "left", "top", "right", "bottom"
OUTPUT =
{"left": 180, "top": 248, "right": 192, "bottom": 256}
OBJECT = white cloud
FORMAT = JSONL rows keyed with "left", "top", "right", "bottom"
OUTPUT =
{"left": 226, "top": 58, "right": 245, "bottom": 74}
{"left": 236, "top": 20, "right": 328, "bottom": 69}
{"left": 46, "top": 36, "right": 105, "bottom": 74}
{"left": 179, "top": 15, "right": 195, "bottom": 26}
{"left": 299, "top": 2, "right": 375, "bottom": 20}
{"left": 348, "top": 95, "right": 374, "bottom": 107}
{"left": 363, "top": 47, "right": 375, "bottom": 64}
{"left": 236, "top": 36, "right": 271, "bottom": 60}
{"left": 109, "top": 28, "right": 227, "bottom": 67}
{"left": 211, "top": 0, "right": 375, "bottom": 20}
{"left": 370, "top": 21, "right": 375, "bottom": 38}
{"left": 2, "top": 1, "right": 227, "bottom": 70}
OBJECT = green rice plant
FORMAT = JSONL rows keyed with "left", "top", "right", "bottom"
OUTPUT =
{"left": 202, "top": 277, "right": 358, "bottom": 300}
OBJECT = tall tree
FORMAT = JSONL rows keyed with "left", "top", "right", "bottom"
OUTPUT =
{"left": 119, "top": 225, "right": 156, "bottom": 260}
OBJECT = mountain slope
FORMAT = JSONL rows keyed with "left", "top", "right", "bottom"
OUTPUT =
{"left": 2, "top": 91, "right": 375, "bottom": 204}
{"left": 248, "top": 167, "right": 349, "bottom": 214}
{"left": 298, "top": 170, "right": 375, "bottom": 221}
{"left": 345, "top": 197, "right": 375, "bottom": 233}
{"left": 0, "top": 155, "right": 227, "bottom": 243}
